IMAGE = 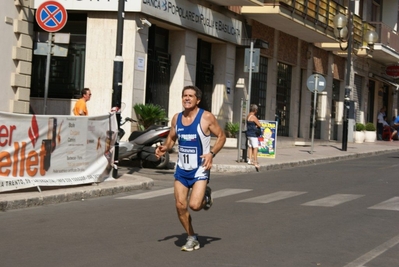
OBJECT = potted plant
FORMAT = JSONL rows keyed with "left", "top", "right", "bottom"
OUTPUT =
{"left": 354, "top": 122, "right": 365, "bottom": 143}
{"left": 225, "top": 122, "right": 240, "bottom": 138}
{"left": 133, "top": 103, "right": 169, "bottom": 130}
{"left": 364, "top": 122, "right": 376, "bottom": 142}
{"left": 224, "top": 122, "right": 240, "bottom": 148}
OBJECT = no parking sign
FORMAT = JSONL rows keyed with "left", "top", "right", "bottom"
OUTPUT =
{"left": 35, "top": 1, "right": 67, "bottom": 32}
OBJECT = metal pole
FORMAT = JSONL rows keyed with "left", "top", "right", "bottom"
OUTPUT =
{"left": 237, "top": 98, "right": 244, "bottom": 162}
{"left": 311, "top": 75, "right": 318, "bottom": 154}
{"left": 111, "top": 0, "right": 125, "bottom": 178}
{"left": 342, "top": 1, "right": 354, "bottom": 151}
{"left": 43, "top": 33, "right": 52, "bottom": 114}
{"left": 246, "top": 41, "right": 254, "bottom": 117}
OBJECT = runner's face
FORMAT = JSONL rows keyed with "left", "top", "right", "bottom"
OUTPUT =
{"left": 182, "top": 89, "right": 200, "bottom": 109}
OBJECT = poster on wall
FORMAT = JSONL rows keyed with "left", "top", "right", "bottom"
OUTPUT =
{"left": 0, "top": 112, "right": 117, "bottom": 192}
{"left": 257, "top": 120, "right": 278, "bottom": 159}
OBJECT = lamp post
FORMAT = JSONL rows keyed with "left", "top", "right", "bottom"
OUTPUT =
{"left": 334, "top": 2, "right": 354, "bottom": 152}
{"left": 111, "top": 0, "right": 125, "bottom": 177}
{"left": 333, "top": 2, "right": 378, "bottom": 151}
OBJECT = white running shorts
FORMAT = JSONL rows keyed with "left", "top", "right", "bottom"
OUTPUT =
{"left": 247, "top": 137, "right": 259, "bottom": 148}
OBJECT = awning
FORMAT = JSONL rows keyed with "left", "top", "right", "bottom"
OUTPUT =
{"left": 372, "top": 75, "right": 399, "bottom": 91}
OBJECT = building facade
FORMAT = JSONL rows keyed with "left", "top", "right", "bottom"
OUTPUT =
{"left": 1, "top": 0, "right": 399, "bottom": 144}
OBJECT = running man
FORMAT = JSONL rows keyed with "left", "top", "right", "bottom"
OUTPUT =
{"left": 155, "top": 85, "right": 226, "bottom": 252}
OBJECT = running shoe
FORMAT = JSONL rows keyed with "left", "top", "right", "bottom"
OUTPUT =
{"left": 181, "top": 236, "right": 200, "bottom": 251}
{"left": 203, "top": 186, "right": 213, "bottom": 210}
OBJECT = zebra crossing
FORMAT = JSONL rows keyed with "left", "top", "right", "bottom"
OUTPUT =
{"left": 116, "top": 188, "right": 399, "bottom": 211}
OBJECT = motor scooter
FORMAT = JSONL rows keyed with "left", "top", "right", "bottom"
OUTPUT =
{"left": 117, "top": 117, "right": 170, "bottom": 169}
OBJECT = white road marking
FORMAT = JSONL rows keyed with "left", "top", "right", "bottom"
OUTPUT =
{"left": 237, "top": 191, "right": 307, "bottom": 203}
{"left": 368, "top": 197, "right": 399, "bottom": 211}
{"left": 343, "top": 234, "right": 399, "bottom": 267}
{"left": 116, "top": 188, "right": 251, "bottom": 200}
{"left": 301, "top": 194, "right": 364, "bottom": 207}
{"left": 212, "top": 188, "right": 252, "bottom": 199}
{"left": 116, "top": 188, "right": 174, "bottom": 199}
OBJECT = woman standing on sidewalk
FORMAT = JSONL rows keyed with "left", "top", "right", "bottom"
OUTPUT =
{"left": 246, "top": 104, "right": 262, "bottom": 169}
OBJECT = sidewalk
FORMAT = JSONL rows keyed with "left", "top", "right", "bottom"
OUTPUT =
{"left": 1, "top": 141, "right": 398, "bottom": 211}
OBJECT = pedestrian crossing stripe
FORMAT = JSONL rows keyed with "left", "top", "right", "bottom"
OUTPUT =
{"left": 301, "top": 194, "right": 364, "bottom": 207}
{"left": 368, "top": 197, "right": 399, "bottom": 211}
{"left": 115, "top": 188, "right": 399, "bottom": 212}
{"left": 213, "top": 188, "right": 252, "bottom": 198}
{"left": 116, "top": 187, "right": 174, "bottom": 199}
{"left": 237, "top": 191, "right": 307, "bottom": 204}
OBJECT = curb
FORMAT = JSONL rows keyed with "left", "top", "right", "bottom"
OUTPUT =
{"left": 0, "top": 175, "right": 154, "bottom": 212}
{"left": 1, "top": 147, "right": 398, "bottom": 212}
{"left": 213, "top": 148, "right": 399, "bottom": 173}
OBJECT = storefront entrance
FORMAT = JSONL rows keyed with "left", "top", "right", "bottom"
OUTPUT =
{"left": 276, "top": 62, "right": 291, "bottom": 136}
{"left": 146, "top": 25, "right": 171, "bottom": 113}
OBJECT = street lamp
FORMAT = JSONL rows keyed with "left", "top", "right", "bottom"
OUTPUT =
{"left": 333, "top": 3, "right": 378, "bottom": 151}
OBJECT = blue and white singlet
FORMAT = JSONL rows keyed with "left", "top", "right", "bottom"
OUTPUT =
{"left": 174, "top": 108, "right": 211, "bottom": 180}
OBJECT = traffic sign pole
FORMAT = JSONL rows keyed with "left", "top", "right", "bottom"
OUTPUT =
{"left": 310, "top": 75, "right": 319, "bottom": 154}
{"left": 246, "top": 41, "right": 254, "bottom": 118}
{"left": 35, "top": 1, "right": 68, "bottom": 114}
{"left": 306, "top": 73, "right": 326, "bottom": 154}
{"left": 44, "top": 34, "right": 52, "bottom": 115}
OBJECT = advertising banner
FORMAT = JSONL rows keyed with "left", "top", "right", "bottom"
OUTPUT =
{"left": 0, "top": 112, "right": 117, "bottom": 192}
{"left": 257, "top": 120, "right": 278, "bottom": 159}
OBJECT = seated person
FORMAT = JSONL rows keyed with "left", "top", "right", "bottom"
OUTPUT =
{"left": 382, "top": 116, "right": 397, "bottom": 141}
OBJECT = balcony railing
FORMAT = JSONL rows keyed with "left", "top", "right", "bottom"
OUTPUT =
{"left": 265, "top": 0, "right": 372, "bottom": 46}
{"left": 369, "top": 22, "right": 399, "bottom": 52}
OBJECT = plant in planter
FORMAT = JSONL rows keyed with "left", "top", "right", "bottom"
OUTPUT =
{"left": 355, "top": 122, "right": 365, "bottom": 131}
{"left": 364, "top": 122, "right": 376, "bottom": 142}
{"left": 133, "top": 103, "right": 169, "bottom": 130}
{"left": 225, "top": 122, "right": 240, "bottom": 138}
{"left": 365, "top": 122, "right": 376, "bottom": 131}
{"left": 354, "top": 123, "right": 365, "bottom": 143}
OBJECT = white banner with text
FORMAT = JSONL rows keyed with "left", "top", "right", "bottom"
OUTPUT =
{"left": 0, "top": 112, "right": 117, "bottom": 192}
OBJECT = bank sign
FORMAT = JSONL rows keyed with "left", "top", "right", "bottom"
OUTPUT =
{"left": 33, "top": 0, "right": 242, "bottom": 45}
{"left": 141, "top": 0, "right": 242, "bottom": 44}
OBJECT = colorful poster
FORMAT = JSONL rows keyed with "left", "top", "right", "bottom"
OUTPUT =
{"left": 257, "top": 121, "right": 278, "bottom": 159}
{"left": 0, "top": 112, "right": 117, "bottom": 192}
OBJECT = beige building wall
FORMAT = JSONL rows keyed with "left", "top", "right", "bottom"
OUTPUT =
{"left": 85, "top": 12, "right": 148, "bottom": 137}
{"left": 212, "top": 43, "right": 236, "bottom": 125}
{"left": 168, "top": 30, "right": 198, "bottom": 119}
{"left": 1, "top": 1, "right": 33, "bottom": 114}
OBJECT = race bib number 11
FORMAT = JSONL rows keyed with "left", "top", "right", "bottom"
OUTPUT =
{"left": 178, "top": 146, "right": 198, "bottom": 170}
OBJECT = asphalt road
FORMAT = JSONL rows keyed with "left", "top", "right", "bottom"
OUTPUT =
{"left": 1, "top": 153, "right": 398, "bottom": 267}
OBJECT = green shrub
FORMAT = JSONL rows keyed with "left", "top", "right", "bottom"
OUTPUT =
{"left": 355, "top": 123, "right": 365, "bottom": 131}
{"left": 365, "top": 122, "right": 376, "bottom": 131}
{"left": 133, "top": 103, "right": 169, "bottom": 129}
{"left": 225, "top": 122, "right": 240, "bottom": 138}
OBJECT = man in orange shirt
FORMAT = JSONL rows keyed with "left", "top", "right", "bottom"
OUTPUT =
{"left": 73, "top": 88, "right": 91, "bottom": 116}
